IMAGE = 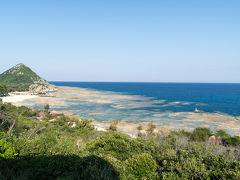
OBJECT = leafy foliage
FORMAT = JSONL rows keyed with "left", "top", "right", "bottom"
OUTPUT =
{"left": 44, "top": 104, "right": 50, "bottom": 112}
{"left": 125, "top": 153, "right": 157, "bottom": 179}
{"left": 0, "top": 139, "right": 19, "bottom": 158}
{"left": 215, "top": 129, "right": 231, "bottom": 139}
{"left": 75, "top": 118, "right": 95, "bottom": 131}
{"left": 85, "top": 132, "right": 149, "bottom": 161}
{"left": 0, "top": 85, "right": 9, "bottom": 97}
{"left": 158, "top": 149, "right": 240, "bottom": 179}
{"left": 0, "top": 102, "right": 240, "bottom": 179}
{"left": 190, "top": 127, "right": 212, "bottom": 142}
{"left": 0, "top": 155, "right": 120, "bottom": 180}
{"left": 223, "top": 136, "right": 240, "bottom": 146}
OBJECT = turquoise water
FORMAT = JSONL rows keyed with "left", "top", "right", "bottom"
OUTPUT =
{"left": 43, "top": 82, "right": 240, "bottom": 133}
{"left": 51, "top": 82, "right": 240, "bottom": 116}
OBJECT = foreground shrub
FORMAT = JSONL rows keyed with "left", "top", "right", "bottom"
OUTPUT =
{"left": 0, "top": 155, "right": 120, "bottom": 180}
{"left": 190, "top": 127, "right": 212, "bottom": 142}
{"left": 215, "top": 129, "right": 231, "bottom": 139}
{"left": 0, "top": 139, "right": 19, "bottom": 158}
{"left": 15, "top": 133, "right": 57, "bottom": 156}
{"left": 0, "top": 85, "right": 9, "bottom": 97}
{"left": 54, "top": 116, "right": 66, "bottom": 126}
{"left": 85, "top": 132, "right": 149, "bottom": 161}
{"left": 75, "top": 118, "right": 95, "bottom": 131}
{"left": 2, "top": 102, "right": 240, "bottom": 179}
{"left": 157, "top": 149, "right": 240, "bottom": 179}
{"left": 202, "top": 153, "right": 240, "bottom": 179}
{"left": 125, "top": 153, "right": 157, "bottom": 179}
{"left": 223, "top": 136, "right": 240, "bottom": 146}
{"left": 158, "top": 150, "right": 208, "bottom": 179}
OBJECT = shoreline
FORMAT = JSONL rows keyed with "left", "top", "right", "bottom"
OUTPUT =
{"left": 1, "top": 92, "right": 38, "bottom": 104}
{"left": 1, "top": 85, "right": 240, "bottom": 136}
{"left": 61, "top": 110, "right": 172, "bottom": 137}
{"left": 92, "top": 121, "right": 172, "bottom": 138}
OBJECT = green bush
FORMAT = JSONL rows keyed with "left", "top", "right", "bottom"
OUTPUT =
{"left": 21, "top": 109, "right": 38, "bottom": 117}
{"left": 75, "top": 118, "right": 95, "bottom": 131}
{"left": 202, "top": 153, "right": 240, "bottom": 179}
{"left": 170, "top": 130, "right": 192, "bottom": 138}
{"left": 0, "top": 85, "right": 9, "bottom": 97}
{"left": 215, "top": 129, "right": 231, "bottom": 139}
{"left": 54, "top": 116, "right": 66, "bottom": 126}
{"left": 1, "top": 103, "right": 240, "bottom": 179}
{"left": 15, "top": 115, "right": 37, "bottom": 134}
{"left": 125, "top": 153, "right": 157, "bottom": 179}
{"left": 157, "top": 150, "right": 207, "bottom": 179}
{"left": 0, "top": 155, "right": 120, "bottom": 180}
{"left": 223, "top": 136, "right": 240, "bottom": 146}
{"left": 15, "top": 133, "right": 57, "bottom": 156}
{"left": 85, "top": 132, "right": 149, "bottom": 161}
{"left": 0, "top": 139, "right": 19, "bottom": 158}
{"left": 44, "top": 104, "right": 50, "bottom": 112}
{"left": 190, "top": 127, "right": 212, "bottom": 142}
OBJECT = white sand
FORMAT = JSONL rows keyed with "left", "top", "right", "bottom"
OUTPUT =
{"left": 1, "top": 93, "right": 38, "bottom": 103}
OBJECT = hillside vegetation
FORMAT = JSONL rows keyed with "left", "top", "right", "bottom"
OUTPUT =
{"left": 0, "top": 63, "right": 55, "bottom": 93}
{"left": 0, "top": 85, "right": 9, "bottom": 97}
{"left": 0, "top": 102, "right": 240, "bottom": 179}
{"left": 0, "top": 63, "right": 43, "bottom": 84}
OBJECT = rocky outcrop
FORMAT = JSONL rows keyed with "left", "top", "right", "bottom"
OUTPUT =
{"left": 29, "top": 79, "right": 57, "bottom": 94}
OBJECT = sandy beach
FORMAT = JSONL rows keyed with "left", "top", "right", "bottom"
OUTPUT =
{"left": 1, "top": 93, "right": 38, "bottom": 104}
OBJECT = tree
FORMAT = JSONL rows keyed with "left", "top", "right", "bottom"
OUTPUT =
{"left": 215, "top": 129, "right": 231, "bottom": 139}
{"left": 44, "top": 104, "right": 50, "bottom": 112}
{"left": 75, "top": 118, "right": 95, "bottom": 130}
{"left": 0, "top": 85, "right": 9, "bottom": 97}
{"left": 190, "top": 127, "right": 212, "bottom": 142}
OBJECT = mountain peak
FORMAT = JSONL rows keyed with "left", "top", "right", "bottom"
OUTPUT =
{"left": 15, "top": 63, "right": 26, "bottom": 67}
{"left": 8, "top": 63, "right": 29, "bottom": 75}
{"left": 0, "top": 63, "right": 43, "bottom": 87}
{"left": 0, "top": 63, "right": 56, "bottom": 93}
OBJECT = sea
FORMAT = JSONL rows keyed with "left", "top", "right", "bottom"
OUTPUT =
{"left": 49, "top": 82, "right": 240, "bottom": 133}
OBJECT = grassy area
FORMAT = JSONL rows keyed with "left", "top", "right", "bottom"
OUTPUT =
{"left": 1, "top": 102, "right": 240, "bottom": 179}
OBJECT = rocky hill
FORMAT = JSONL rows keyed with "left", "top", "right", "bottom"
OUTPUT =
{"left": 0, "top": 63, "right": 56, "bottom": 94}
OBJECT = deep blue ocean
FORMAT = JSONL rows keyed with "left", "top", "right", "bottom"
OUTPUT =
{"left": 50, "top": 82, "right": 240, "bottom": 116}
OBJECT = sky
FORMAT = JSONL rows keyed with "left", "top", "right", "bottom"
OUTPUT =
{"left": 0, "top": 0, "right": 239, "bottom": 82}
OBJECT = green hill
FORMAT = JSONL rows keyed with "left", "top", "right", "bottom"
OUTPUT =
{"left": 0, "top": 63, "right": 55, "bottom": 92}
{"left": 0, "top": 63, "right": 43, "bottom": 85}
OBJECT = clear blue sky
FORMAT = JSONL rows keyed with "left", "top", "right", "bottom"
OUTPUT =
{"left": 0, "top": 0, "right": 239, "bottom": 82}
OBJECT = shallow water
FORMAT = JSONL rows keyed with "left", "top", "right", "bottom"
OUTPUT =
{"left": 20, "top": 82, "right": 240, "bottom": 135}
{"left": 51, "top": 82, "right": 240, "bottom": 115}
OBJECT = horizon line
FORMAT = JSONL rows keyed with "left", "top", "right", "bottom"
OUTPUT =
{"left": 48, "top": 81, "right": 240, "bottom": 84}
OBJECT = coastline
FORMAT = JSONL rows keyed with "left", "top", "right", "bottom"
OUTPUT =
{"left": 92, "top": 121, "right": 172, "bottom": 138}
{"left": 2, "top": 85, "right": 240, "bottom": 136}
{"left": 1, "top": 92, "right": 38, "bottom": 104}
